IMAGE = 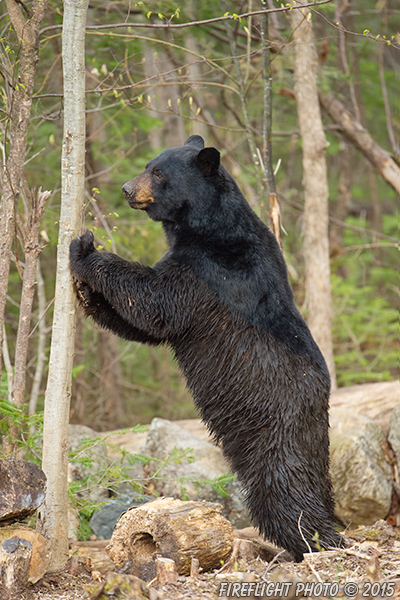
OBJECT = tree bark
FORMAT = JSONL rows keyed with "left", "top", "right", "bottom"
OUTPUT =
{"left": 29, "top": 258, "right": 48, "bottom": 417}
{"left": 318, "top": 90, "right": 400, "bottom": 195}
{"left": 13, "top": 190, "right": 50, "bottom": 409}
{"left": 38, "top": 0, "right": 89, "bottom": 573}
{"left": 329, "top": 141, "right": 353, "bottom": 259}
{"left": 107, "top": 497, "right": 234, "bottom": 581}
{"left": 0, "top": 0, "right": 48, "bottom": 374}
{"left": 290, "top": 2, "right": 337, "bottom": 388}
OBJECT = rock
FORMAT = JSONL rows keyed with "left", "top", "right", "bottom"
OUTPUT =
{"left": 388, "top": 405, "right": 400, "bottom": 460}
{"left": 0, "top": 459, "right": 46, "bottom": 525}
{"left": 140, "top": 417, "right": 251, "bottom": 528}
{"left": 68, "top": 424, "right": 109, "bottom": 502}
{"left": 331, "top": 381, "right": 400, "bottom": 433}
{"left": 86, "top": 572, "right": 150, "bottom": 600}
{"left": 90, "top": 493, "right": 153, "bottom": 540}
{"left": 329, "top": 408, "right": 392, "bottom": 526}
{"left": 348, "top": 518, "right": 398, "bottom": 543}
{"left": 106, "top": 497, "right": 234, "bottom": 581}
{"left": 0, "top": 525, "right": 50, "bottom": 583}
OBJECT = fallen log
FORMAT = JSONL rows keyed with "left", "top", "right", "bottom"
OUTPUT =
{"left": 106, "top": 497, "right": 234, "bottom": 581}
{"left": 0, "top": 525, "right": 50, "bottom": 584}
{"left": 0, "top": 536, "right": 32, "bottom": 600}
{"left": 70, "top": 539, "right": 115, "bottom": 574}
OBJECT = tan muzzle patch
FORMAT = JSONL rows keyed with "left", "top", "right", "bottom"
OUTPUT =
{"left": 130, "top": 172, "right": 155, "bottom": 208}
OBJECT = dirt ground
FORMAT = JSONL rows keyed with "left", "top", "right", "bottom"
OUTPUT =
{"left": 14, "top": 522, "right": 400, "bottom": 600}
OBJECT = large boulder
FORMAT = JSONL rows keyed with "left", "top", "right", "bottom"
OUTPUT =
{"left": 330, "top": 408, "right": 392, "bottom": 526}
{"left": 90, "top": 493, "right": 153, "bottom": 540}
{"left": 388, "top": 405, "right": 400, "bottom": 460}
{"left": 0, "top": 460, "right": 46, "bottom": 526}
{"left": 140, "top": 418, "right": 251, "bottom": 528}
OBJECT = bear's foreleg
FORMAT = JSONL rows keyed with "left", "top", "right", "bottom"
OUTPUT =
{"left": 72, "top": 279, "right": 163, "bottom": 344}
{"left": 69, "top": 231, "right": 193, "bottom": 341}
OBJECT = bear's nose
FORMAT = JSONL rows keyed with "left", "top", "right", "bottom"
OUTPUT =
{"left": 122, "top": 181, "right": 134, "bottom": 198}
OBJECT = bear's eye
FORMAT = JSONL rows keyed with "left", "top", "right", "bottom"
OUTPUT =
{"left": 153, "top": 169, "right": 164, "bottom": 181}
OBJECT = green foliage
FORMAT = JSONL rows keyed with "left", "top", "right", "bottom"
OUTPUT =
{"left": 331, "top": 215, "right": 398, "bottom": 386}
{"left": 68, "top": 436, "right": 235, "bottom": 540}
{"left": 0, "top": 397, "right": 234, "bottom": 540}
{"left": 0, "top": 381, "right": 44, "bottom": 464}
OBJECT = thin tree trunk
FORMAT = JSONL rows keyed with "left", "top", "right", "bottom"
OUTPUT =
{"left": 260, "top": 1, "right": 281, "bottom": 248}
{"left": 38, "top": 0, "right": 89, "bottom": 572}
{"left": 29, "top": 258, "right": 48, "bottom": 417}
{"left": 13, "top": 190, "right": 50, "bottom": 409}
{"left": 0, "top": 0, "right": 48, "bottom": 374}
{"left": 220, "top": 0, "right": 264, "bottom": 200}
{"left": 329, "top": 141, "right": 353, "bottom": 258}
{"left": 290, "top": 2, "right": 337, "bottom": 388}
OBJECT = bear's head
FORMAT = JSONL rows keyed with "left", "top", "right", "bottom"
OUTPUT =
{"left": 122, "top": 136, "right": 222, "bottom": 225}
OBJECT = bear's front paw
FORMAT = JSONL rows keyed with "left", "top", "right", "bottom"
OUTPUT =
{"left": 70, "top": 230, "right": 97, "bottom": 274}
{"left": 73, "top": 278, "right": 94, "bottom": 309}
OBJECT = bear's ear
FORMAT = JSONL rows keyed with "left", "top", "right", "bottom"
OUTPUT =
{"left": 184, "top": 135, "right": 205, "bottom": 149}
{"left": 196, "top": 147, "right": 220, "bottom": 177}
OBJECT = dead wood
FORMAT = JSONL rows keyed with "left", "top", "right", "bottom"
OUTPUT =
{"left": 106, "top": 497, "right": 234, "bottom": 582}
{"left": 70, "top": 540, "right": 115, "bottom": 575}
{"left": 156, "top": 555, "right": 177, "bottom": 585}
{"left": 0, "top": 535, "right": 32, "bottom": 599}
{"left": 0, "top": 524, "right": 50, "bottom": 584}
{"left": 319, "top": 91, "right": 400, "bottom": 195}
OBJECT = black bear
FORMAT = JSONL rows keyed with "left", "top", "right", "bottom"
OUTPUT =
{"left": 69, "top": 135, "right": 343, "bottom": 561}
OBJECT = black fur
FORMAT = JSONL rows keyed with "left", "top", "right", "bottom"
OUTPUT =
{"left": 69, "top": 135, "right": 343, "bottom": 561}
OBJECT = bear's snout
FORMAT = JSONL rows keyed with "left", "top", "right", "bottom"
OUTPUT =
{"left": 122, "top": 180, "right": 135, "bottom": 200}
{"left": 123, "top": 172, "right": 155, "bottom": 210}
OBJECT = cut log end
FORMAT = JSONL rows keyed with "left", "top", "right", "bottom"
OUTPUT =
{"left": 106, "top": 497, "right": 234, "bottom": 582}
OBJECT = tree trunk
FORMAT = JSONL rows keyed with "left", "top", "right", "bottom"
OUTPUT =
{"left": 290, "top": 2, "right": 337, "bottom": 389}
{"left": 0, "top": 0, "right": 48, "bottom": 374}
{"left": 38, "top": 0, "right": 89, "bottom": 573}
{"left": 13, "top": 190, "right": 50, "bottom": 409}
{"left": 329, "top": 141, "right": 353, "bottom": 260}
{"left": 29, "top": 258, "right": 48, "bottom": 417}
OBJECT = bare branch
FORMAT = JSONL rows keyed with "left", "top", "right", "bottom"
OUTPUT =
{"left": 319, "top": 90, "right": 400, "bottom": 195}
{"left": 40, "top": 1, "right": 335, "bottom": 35}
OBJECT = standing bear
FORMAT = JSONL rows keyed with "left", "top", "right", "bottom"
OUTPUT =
{"left": 69, "top": 135, "right": 343, "bottom": 561}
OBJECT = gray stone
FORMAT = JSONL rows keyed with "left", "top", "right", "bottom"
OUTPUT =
{"left": 140, "top": 417, "right": 252, "bottom": 528}
{"left": 330, "top": 408, "right": 392, "bottom": 527}
{"left": 388, "top": 405, "right": 400, "bottom": 460}
{"left": 0, "top": 459, "right": 46, "bottom": 525}
{"left": 90, "top": 494, "right": 153, "bottom": 540}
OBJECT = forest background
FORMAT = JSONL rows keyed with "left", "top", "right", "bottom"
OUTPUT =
{"left": 0, "top": 0, "right": 398, "bottom": 434}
